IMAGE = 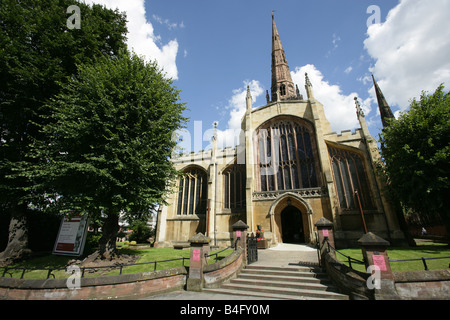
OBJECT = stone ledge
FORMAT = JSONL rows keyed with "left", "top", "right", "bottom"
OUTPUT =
{"left": 204, "top": 248, "right": 243, "bottom": 273}
{"left": 394, "top": 269, "right": 450, "bottom": 283}
{"left": 0, "top": 267, "right": 187, "bottom": 290}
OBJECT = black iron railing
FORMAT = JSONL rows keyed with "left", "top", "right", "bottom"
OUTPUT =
{"left": 0, "top": 246, "right": 240, "bottom": 280}
{"left": 389, "top": 256, "right": 450, "bottom": 271}
{"left": 1, "top": 256, "right": 190, "bottom": 280}
{"left": 206, "top": 246, "right": 234, "bottom": 262}
{"left": 247, "top": 233, "right": 258, "bottom": 264}
{"left": 320, "top": 238, "right": 366, "bottom": 270}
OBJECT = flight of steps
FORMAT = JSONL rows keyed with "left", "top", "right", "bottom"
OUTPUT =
{"left": 204, "top": 265, "right": 349, "bottom": 300}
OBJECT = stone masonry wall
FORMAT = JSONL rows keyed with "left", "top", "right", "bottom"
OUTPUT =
{"left": 0, "top": 267, "right": 187, "bottom": 300}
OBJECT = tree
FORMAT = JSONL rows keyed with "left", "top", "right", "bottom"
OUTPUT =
{"left": 379, "top": 84, "right": 450, "bottom": 240}
{"left": 128, "top": 220, "right": 154, "bottom": 244}
{"left": 0, "top": 0, "right": 127, "bottom": 265}
{"left": 30, "top": 51, "right": 187, "bottom": 260}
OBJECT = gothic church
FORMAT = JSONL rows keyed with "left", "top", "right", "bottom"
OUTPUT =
{"left": 155, "top": 14, "right": 406, "bottom": 248}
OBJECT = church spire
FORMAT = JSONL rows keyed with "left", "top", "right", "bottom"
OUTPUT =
{"left": 271, "top": 13, "right": 296, "bottom": 102}
{"left": 372, "top": 75, "right": 395, "bottom": 127}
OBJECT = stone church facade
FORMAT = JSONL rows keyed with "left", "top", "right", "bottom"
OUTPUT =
{"left": 155, "top": 15, "right": 406, "bottom": 248}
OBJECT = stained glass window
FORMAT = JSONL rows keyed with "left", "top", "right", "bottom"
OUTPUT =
{"left": 176, "top": 168, "right": 207, "bottom": 215}
{"left": 328, "top": 146, "right": 374, "bottom": 210}
{"left": 223, "top": 164, "right": 246, "bottom": 209}
{"left": 257, "top": 118, "right": 319, "bottom": 191}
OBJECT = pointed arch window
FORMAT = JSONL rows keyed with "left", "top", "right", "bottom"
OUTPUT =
{"left": 328, "top": 146, "right": 374, "bottom": 210}
{"left": 176, "top": 168, "right": 207, "bottom": 215}
{"left": 223, "top": 164, "right": 246, "bottom": 209}
{"left": 257, "top": 118, "right": 319, "bottom": 192}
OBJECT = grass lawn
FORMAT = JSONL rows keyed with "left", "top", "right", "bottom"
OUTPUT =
{"left": 0, "top": 245, "right": 234, "bottom": 279}
{"left": 336, "top": 239, "right": 450, "bottom": 273}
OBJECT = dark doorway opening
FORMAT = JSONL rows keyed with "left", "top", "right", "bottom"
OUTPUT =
{"left": 281, "top": 205, "right": 305, "bottom": 243}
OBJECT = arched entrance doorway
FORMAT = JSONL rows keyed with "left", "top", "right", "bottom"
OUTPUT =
{"left": 281, "top": 205, "right": 305, "bottom": 243}
{"left": 268, "top": 192, "right": 315, "bottom": 245}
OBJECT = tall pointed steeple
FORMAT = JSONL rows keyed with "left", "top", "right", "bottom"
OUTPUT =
{"left": 372, "top": 75, "right": 395, "bottom": 127}
{"left": 271, "top": 13, "right": 296, "bottom": 102}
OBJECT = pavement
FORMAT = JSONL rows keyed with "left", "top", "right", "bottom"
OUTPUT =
{"left": 142, "top": 243, "right": 319, "bottom": 300}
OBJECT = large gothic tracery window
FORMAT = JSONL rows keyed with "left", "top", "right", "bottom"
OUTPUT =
{"left": 223, "top": 164, "right": 246, "bottom": 209}
{"left": 176, "top": 168, "right": 207, "bottom": 215}
{"left": 257, "top": 118, "right": 319, "bottom": 192}
{"left": 328, "top": 146, "right": 374, "bottom": 210}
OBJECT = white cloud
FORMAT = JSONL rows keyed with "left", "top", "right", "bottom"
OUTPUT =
{"left": 364, "top": 0, "right": 450, "bottom": 110}
{"left": 291, "top": 64, "right": 363, "bottom": 133}
{"left": 344, "top": 66, "right": 353, "bottom": 74}
{"left": 152, "top": 14, "right": 185, "bottom": 30}
{"left": 83, "top": 0, "right": 179, "bottom": 79}
{"left": 215, "top": 80, "right": 264, "bottom": 148}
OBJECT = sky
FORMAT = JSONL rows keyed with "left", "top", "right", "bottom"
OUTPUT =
{"left": 83, "top": 0, "right": 450, "bottom": 153}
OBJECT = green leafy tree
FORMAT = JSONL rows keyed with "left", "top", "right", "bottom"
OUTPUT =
{"left": 128, "top": 220, "right": 154, "bottom": 244}
{"left": 0, "top": 0, "right": 127, "bottom": 264}
{"left": 30, "top": 51, "right": 187, "bottom": 260}
{"left": 379, "top": 84, "right": 450, "bottom": 239}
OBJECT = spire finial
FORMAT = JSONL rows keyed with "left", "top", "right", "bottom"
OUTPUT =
{"left": 212, "top": 121, "right": 218, "bottom": 141}
{"left": 246, "top": 85, "right": 252, "bottom": 112}
{"left": 305, "top": 73, "right": 314, "bottom": 100}
{"left": 354, "top": 96, "right": 364, "bottom": 117}
{"left": 305, "top": 73, "right": 312, "bottom": 87}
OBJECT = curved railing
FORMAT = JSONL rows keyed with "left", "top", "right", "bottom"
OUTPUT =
{"left": 0, "top": 256, "right": 190, "bottom": 280}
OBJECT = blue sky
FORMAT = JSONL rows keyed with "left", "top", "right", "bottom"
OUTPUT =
{"left": 86, "top": 0, "right": 450, "bottom": 153}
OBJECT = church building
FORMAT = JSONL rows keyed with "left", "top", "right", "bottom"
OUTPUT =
{"left": 155, "top": 14, "right": 406, "bottom": 248}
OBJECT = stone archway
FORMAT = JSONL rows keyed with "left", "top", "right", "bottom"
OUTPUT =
{"left": 268, "top": 192, "right": 315, "bottom": 245}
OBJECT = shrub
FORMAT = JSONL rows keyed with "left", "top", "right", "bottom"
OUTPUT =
{"left": 128, "top": 220, "right": 154, "bottom": 243}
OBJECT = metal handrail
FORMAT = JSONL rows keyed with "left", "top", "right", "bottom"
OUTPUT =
{"left": 0, "top": 256, "right": 190, "bottom": 279}
{"left": 205, "top": 246, "right": 233, "bottom": 262}
{"left": 1, "top": 246, "right": 238, "bottom": 280}
{"left": 389, "top": 256, "right": 450, "bottom": 271}
{"left": 321, "top": 238, "right": 365, "bottom": 270}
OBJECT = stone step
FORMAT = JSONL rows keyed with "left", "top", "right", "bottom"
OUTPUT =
{"left": 209, "top": 264, "right": 349, "bottom": 300}
{"left": 241, "top": 268, "right": 328, "bottom": 279}
{"left": 218, "top": 282, "right": 348, "bottom": 300}
{"left": 245, "top": 265, "right": 324, "bottom": 273}
{"left": 229, "top": 277, "right": 337, "bottom": 292}
{"left": 203, "top": 288, "right": 325, "bottom": 300}
{"left": 237, "top": 272, "right": 332, "bottom": 285}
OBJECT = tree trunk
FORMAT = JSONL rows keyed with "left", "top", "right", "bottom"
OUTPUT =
{"left": 97, "top": 212, "right": 119, "bottom": 260}
{"left": 0, "top": 205, "right": 31, "bottom": 266}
